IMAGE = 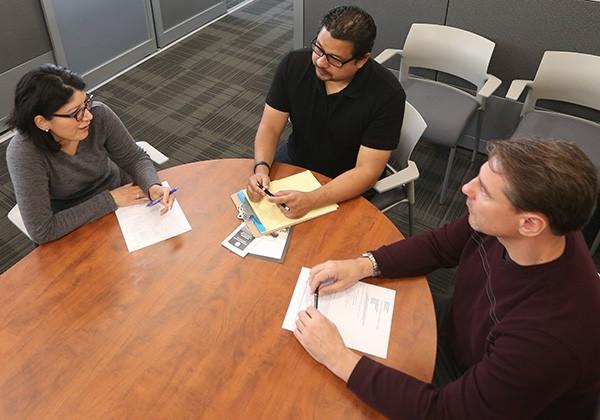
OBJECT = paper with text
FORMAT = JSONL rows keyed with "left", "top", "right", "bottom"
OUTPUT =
{"left": 115, "top": 182, "right": 191, "bottom": 252}
{"left": 282, "top": 267, "right": 396, "bottom": 358}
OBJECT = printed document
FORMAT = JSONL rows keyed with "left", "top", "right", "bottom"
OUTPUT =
{"left": 282, "top": 267, "right": 396, "bottom": 358}
{"left": 115, "top": 182, "right": 192, "bottom": 252}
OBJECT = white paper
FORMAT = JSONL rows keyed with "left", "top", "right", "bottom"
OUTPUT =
{"left": 282, "top": 267, "right": 396, "bottom": 359}
{"left": 247, "top": 227, "right": 291, "bottom": 261}
{"left": 115, "top": 182, "right": 191, "bottom": 252}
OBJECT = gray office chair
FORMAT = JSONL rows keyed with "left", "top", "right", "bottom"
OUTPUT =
{"left": 375, "top": 23, "right": 501, "bottom": 203}
{"left": 370, "top": 102, "right": 427, "bottom": 237}
{"left": 136, "top": 141, "right": 169, "bottom": 165}
{"left": 506, "top": 50, "right": 600, "bottom": 254}
{"left": 8, "top": 141, "right": 169, "bottom": 239}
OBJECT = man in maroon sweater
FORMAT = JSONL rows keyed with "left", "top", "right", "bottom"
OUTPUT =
{"left": 294, "top": 138, "right": 600, "bottom": 419}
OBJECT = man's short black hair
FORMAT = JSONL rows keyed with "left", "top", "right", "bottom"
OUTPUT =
{"left": 320, "top": 5, "right": 376, "bottom": 58}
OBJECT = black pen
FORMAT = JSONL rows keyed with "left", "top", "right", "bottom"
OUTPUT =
{"left": 314, "top": 285, "right": 319, "bottom": 309}
{"left": 258, "top": 184, "right": 291, "bottom": 212}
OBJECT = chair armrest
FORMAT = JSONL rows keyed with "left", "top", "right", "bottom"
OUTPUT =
{"left": 374, "top": 48, "right": 403, "bottom": 65}
{"left": 373, "top": 161, "right": 419, "bottom": 193}
{"left": 506, "top": 79, "right": 533, "bottom": 101}
{"left": 477, "top": 74, "right": 502, "bottom": 98}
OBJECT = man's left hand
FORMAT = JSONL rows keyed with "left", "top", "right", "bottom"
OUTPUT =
{"left": 293, "top": 306, "right": 360, "bottom": 382}
{"left": 268, "top": 190, "right": 316, "bottom": 218}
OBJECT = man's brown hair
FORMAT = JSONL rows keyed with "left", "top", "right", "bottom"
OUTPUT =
{"left": 487, "top": 138, "right": 598, "bottom": 235}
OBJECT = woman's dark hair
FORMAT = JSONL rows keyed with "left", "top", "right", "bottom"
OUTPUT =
{"left": 7, "top": 64, "right": 86, "bottom": 152}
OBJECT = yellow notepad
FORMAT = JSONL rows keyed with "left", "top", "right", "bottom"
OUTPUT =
{"left": 244, "top": 170, "right": 338, "bottom": 234}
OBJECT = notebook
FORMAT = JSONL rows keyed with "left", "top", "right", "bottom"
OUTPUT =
{"left": 231, "top": 170, "right": 338, "bottom": 235}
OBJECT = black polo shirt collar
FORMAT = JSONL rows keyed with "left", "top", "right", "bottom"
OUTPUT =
{"left": 313, "top": 58, "right": 373, "bottom": 99}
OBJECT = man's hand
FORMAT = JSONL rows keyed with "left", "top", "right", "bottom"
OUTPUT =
{"left": 294, "top": 306, "right": 361, "bottom": 382}
{"left": 308, "top": 258, "right": 373, "bottom": 295}
{"left": 268, "top": 190, "right": 316, "bottom": 218}
{"left": 247, "top": 172, "right": 270, "bottom": 202}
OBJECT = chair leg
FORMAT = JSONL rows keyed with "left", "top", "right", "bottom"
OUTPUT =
{"left": 408, "top": 203, "right": 414, "bottom": 237}
{"left": 407, "top": 181, "right": 416, "bottom": 237}
{"left": 591, "top": 228, "right": 600, "bottom": 256}
{"left": 440, "top": 147, "right": 457, "bottom": 204}
{"left": 471, "top": 110, "right": 483, "bottom": 163}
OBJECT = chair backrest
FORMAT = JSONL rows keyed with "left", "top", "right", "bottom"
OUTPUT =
{"left": 136, "top": 141, "right": 169, "bottom": 164}
{"left": 522, "top": 51, "right": 600, "bottom": 113}
{"left": 391, "top": 102, "right": 427, "bottom": 168}
{"left": 401, "top": 23, "right": 496, "bottom": 91}
{"left": 8, "top": 204, "right": 31, "bottom": 240}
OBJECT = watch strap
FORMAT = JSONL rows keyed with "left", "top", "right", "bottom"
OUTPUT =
{"left": 253, "top": 160, "right": 271, "bottom": 174}
{"left": 361, "top": 252, "right": 381, "bottom": 277}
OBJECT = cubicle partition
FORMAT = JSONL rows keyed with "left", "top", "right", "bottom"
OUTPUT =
{"left": 0, "top": 0, "right": 54, "bottom": 130}
{"left": 0, "top": 0, "right": 226, "bottom": 133}
{"left": 40, "top": 0, "right": 157, "bottom": 88}
{"left": 295, "top": 0, "right": 600, "bottom": 147}
{"left": 151, "top": 0, "right": 226, "bottom": 47}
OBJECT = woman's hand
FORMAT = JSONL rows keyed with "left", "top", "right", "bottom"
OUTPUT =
{"left": 110, "top": 183, "right": 148, "bottom": 207}
{"left": 148, "top": 184, "right": 175, "bottom": 215}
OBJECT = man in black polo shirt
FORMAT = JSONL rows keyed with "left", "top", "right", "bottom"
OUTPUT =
{"left": 246, "top": 5, "right": 406, "bottom": 218}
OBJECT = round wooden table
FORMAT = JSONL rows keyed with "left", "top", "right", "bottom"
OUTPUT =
{"left": 0, "top": 159, "right": 436, "bottom": 419}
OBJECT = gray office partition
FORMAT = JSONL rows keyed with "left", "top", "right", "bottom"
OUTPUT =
{"left": 151, "top": 0, "right": 226, "bottom": 48}
{"left": 40, "top": 0, "right": 158, "bottom": 88}
{"left": 0, "top": 0, "right": 55, "bottom": 131}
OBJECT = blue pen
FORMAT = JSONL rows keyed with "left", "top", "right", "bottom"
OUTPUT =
{"left": 146, "top": 188, "right": 178, "bottom": 207}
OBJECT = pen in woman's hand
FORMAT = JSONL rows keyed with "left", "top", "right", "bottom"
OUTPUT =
{"left": 146, "top": 187, "right": 177, "bottom": 207}
{"left": 258, "top": 183, "right": 291, "bottom": 212}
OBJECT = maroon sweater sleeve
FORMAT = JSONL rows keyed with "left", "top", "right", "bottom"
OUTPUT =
{"left": 372, "top": 214, "right": 473, "bottom": 278}
{"left": 347, "top": 329, "right": 580, "bottom": 419}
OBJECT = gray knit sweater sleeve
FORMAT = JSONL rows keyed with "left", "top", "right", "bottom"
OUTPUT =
{"left": 98, "top": 103, "right": 159, "bottom": 193}
{"left": 6, "top": 102, "right": 159, "bottom": 244}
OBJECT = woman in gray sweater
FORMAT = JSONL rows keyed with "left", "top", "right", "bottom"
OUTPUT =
{"left": 6, "top": 64, "right": 175, "bottom": 244}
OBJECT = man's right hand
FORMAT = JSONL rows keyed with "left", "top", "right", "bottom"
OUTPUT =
{"left": 247, "top": 172, "right": 271, "bottom": 202}
{"left": 308, "top": 258, "right": 374, "bottom": 296}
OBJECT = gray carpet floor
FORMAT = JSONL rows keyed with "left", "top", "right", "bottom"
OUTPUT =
{"left": 0, "top": 0, "right": 595, "bottom": 294}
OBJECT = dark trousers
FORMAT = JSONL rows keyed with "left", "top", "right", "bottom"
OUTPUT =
{"left": 431, "top": 292, "right": 465, "bottom": 387}
{"left": 274, "top": 141, "right": 294, "bottom": 165}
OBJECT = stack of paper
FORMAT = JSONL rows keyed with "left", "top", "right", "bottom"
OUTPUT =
{"left": 115, "top": 182, "right": 192, "bottom": 252}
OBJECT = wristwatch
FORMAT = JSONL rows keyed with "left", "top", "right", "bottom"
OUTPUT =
{"left": 361, "top": 252, "right": 381, "bottom": 277}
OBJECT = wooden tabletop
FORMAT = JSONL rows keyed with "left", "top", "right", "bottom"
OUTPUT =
{"left": 0, "top": 159, "right": 436, "bottom": 419}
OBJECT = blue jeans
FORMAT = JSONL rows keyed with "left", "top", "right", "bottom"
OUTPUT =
{"left": 274, "top": 142, "right": 294, "bottom": 165}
